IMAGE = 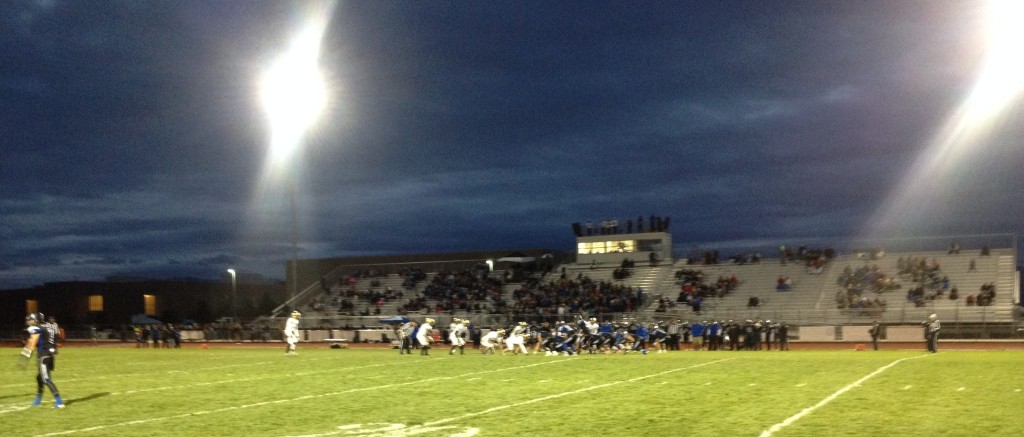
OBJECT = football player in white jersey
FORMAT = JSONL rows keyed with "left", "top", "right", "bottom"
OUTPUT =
{"left": 283, "top": 311, "right": 301, "bottom": 355}
{"left": 449, "top": 319, "right": 469, "bottom": 355}
{"left": 480, "top": 329, "right": 504, "bottom": 355}
{"left": 505, "top": 321, "right": 529, "bottom": 355}
{"left": 416, "top": 318, "right": 434, "bottom": 355}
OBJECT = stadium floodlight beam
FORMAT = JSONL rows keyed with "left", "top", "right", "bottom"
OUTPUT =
{"left": 227, "top": 269, "right": 237, "bottom": 319}
{"left": 260, "top": 23, "right": 330, "bottom": 301}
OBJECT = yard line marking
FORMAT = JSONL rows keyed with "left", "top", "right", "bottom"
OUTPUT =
{"left": 0, "top": 405, "right": 32, "bottom": 415}
{"left": 957, "top": 387, "right": 965, "bottom": 392}
{"left": 760, "top": 354, "right": 930, "bottom": 437}
{"left": 109, "top": 362, "right": 401, "bottom": 396}
{"left": 903, "top": 385, "right": 913, "bottom": 390}
{"left": 34, "top": 359, "right": 573, "bottom": 436}
{"left": 0, "top": 361, "right": 277, "bottom": 389}
{"left": 796, "top": 383, "right": 806, "bottom": 387}
{"left": 1015, "top": 389, "right": 1021, "bottom": 393}
{"left": 420, "top": 359, "right": 734, "bottom": 429}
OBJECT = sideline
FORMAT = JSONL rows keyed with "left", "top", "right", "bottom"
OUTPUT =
{"left": 33, "top": 359, "right": 574, "bottom": 436}
{"left": 759, "top": 354, "right": 931, "bottom": 437}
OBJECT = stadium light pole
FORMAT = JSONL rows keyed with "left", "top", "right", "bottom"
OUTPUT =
{"left": 227, "top": 269, "right": 237, "bottom": 320}
{"left": 260, "top": 25, "right": 329, "bottom": 302}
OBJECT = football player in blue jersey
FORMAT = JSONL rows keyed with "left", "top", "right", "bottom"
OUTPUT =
{"left": 649, "top": 324, "right": 668, "bottom": 353}
{"left": 23, "top": 312, "right": 64, "bottom": 408}
{"left": 631, "top": 323, "right": 650, "bottom": 354}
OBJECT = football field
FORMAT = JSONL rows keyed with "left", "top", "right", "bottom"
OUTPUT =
{"left": 1, "top": 346, "right": 1021, "bottom": 436}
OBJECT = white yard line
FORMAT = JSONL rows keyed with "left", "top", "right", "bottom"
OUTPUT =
{"left": 33, "top": 359, "right": 573, "bottom": 436}
{"left": 422, "top": 358, "right": 733, "bottom": 428}
{"left": 110, "top": 362, "right": 397, "bottom": 395}
{"left": 759, "top": 355, "right": 930, "bottom": 437}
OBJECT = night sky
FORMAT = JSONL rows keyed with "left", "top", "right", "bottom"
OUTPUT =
{"left": 2, "top": 0, "right": 1022, "bottom": 289}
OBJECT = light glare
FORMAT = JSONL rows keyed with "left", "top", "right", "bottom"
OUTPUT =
{"left": 261, "top": 26, "right": 329, "bottom": 165}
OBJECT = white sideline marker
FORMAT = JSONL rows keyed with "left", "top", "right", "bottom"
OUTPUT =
{"left": 760, "top": 355, "right": 930, "bottom": 437}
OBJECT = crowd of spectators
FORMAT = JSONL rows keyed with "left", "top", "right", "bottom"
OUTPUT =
{"left": 417, "top": 267, "right": 506, "bottom": 313}
{"left": 972, "top": 283, "right": 997, "bottom": 306}
{"left": 510, "top": 276, "right": 645, "bottom": 318}
{"left": 674, "top": 268, "right": 739, "bottom": 313}
{"left": 834, "top": 264, "right": 893, "bottom": 316}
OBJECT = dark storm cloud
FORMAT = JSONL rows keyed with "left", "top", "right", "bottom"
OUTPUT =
{"left": 1, "top": 0, "right": 1021, "bottom": 289}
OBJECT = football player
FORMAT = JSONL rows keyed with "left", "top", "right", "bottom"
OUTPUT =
{"left": 23, "top": 312, "right": 64, "bottom": 408}
{"left": 449, "top": 319, "right": 468, "bottom": 355}
{"left": 283, "top": 311, "right": 301, "bottom": 355}
{"left": 416, "top": 318, "right": 434, "bottom": 355}
{"left": 480, "top": 329, "right": 504, "bottom": 355}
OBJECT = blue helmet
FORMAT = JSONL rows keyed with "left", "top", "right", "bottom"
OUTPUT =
{"left": 26, "top": 312, "right": 44, "bottom": 325}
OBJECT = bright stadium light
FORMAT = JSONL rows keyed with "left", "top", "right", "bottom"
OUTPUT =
{"left": 863, "top": 0, "right": 1024, "bottom": 236}
{"left": 260, "top": 26, "right": 329, "bottom": 166}
{"left": 258, "top": 14, "right": 332, "bottom": 301}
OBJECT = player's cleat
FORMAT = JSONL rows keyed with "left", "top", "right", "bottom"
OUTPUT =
{"left": 31, "top": 396, "right": 42, "bottom": 407}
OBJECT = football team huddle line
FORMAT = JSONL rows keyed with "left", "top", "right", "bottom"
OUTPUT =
{"left": 395, "top": 317, "right": 771, "bottom": 357}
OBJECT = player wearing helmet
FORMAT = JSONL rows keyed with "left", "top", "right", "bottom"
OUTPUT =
{"left": 23, "top": 312, "right": 64, "bottom": 408}
{"left": 480, "top": 329, "right": 503, "bottom": 355}
{"left": 449, "top": 319, "right": 469, "bottom": 355}
{"left": 416, "top": 318, "right": 434, "bottom": 355}
{"left": 283, "top": 311, "right": 301, "bottom": 355}
{"left": 505, "top": 321, "right": 529, "bottom": 355}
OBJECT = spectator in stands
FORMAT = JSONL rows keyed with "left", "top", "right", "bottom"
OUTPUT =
{"left": 977, "top": 283, "right": 996, "bottom": 306}
{"left": 776, "top": 276, "right": 791, "bottom": 291}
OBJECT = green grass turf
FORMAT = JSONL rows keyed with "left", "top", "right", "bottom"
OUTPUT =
{"left": 1, "top": 347, "right": 1022, "bottom": 436}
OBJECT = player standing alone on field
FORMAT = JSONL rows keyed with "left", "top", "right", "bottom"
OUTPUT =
{"left": 923, "top": 314, "right": 940, "bottom": 353}
{"left": 869, "top": 321, "right": 882, "bottom": 351}
{"left": 284, "top": 311, "right": 301, "bottom": 355}
{"left": 21, "top": 312, "right": 64, "bottom": 408}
